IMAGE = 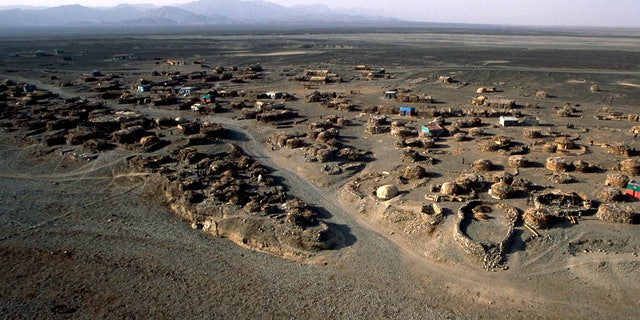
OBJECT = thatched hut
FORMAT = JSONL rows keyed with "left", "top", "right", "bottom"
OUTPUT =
{"left": 493, "top": 136, "right": 511, "bottom": 147}
{"left": 619, "top": 159, "right": 640, "bottom": 176}
{"left": 376, "top": 184, "right": 399, "bottom": 200}
{"left": 605, "top": 144, "right": 631, "bottom": 157}
{"left": 605, "top": 173, "right": 629, "bottom": 188}
{"left": 522, "top": 128, "right": 542, "bottom": 139}
{"left": 554, "top": 137, "right": 576, "bottom": 150}
{"left": 453, "top": 132, "right": 467, "bottom": 142}
{"left": 440, "top": 182, "right": 458, "bottom": 196}
{"left": 489, "top": 181, "right": 511, "bottom": 199}
{"left": 546, "top": 157, "right": 570, "bottom": 172}
{"left": 511, "top": 177, "right": 532, "bottom": 191}
{"left": 402, "top": 165, "right": 427, "bottom": 180}
{"left": 508, "top": 155, "right": 528, "bottom": 168}
{"left": 492, "top": 171, "right": 514, "bottom": 184}
{"left": 572, "top": 160, "right": 592, "bottom": 173}
{"left": 468, "top": 127, "right": 485, "bottom": 137}
{"left": 523, "top": 208, "right": 554, "bottom": 229}
{"left": 630, "top": 126, "right": 640, "bottom": 134}
{"left": 472, "top": 159, "right": 493, "bottom": 172}
{"left": 542, "top": 143, "right": 558, "bottom": 153}
{"left": 596, "top": 187, "right": 624, "bottom": 202}
{"left": 535, "top": 90, "right": 549, "bottom": 99}
{"left": 590, "top": 84, "right": 600, "bottom": 93}
{"left": 478, "top": 140, "right": 500, "bottom": 152}
{"left": 596, "top": 203, "right": 635, "bottom": 224}
{"left": 455, "top": 173, "right": 484, "bottom": 192}
{"left": 556, "top": 109, "right": 572, "bottom": 117}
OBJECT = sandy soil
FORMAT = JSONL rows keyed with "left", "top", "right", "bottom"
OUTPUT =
{"left": 1, "top": 27, "right": 640, "bottom": 319}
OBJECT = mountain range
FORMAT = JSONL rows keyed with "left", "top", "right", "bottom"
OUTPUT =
{"left": 0, "top": 0, "right": 404, "bottom": 28}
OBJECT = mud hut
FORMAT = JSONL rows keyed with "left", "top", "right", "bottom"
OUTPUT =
{"left": 620, "top": 159, "right": 640, "bottom": 176}
{"left": 489, "top": 181, "right": 511, "bottom": 199}
{"left": 546, "top": 157, "right": 570, "bottom": 172}
{"left": 455, "top": 173, "right": 484, "bottom": 192}
{"left": 472, "top": 159, "right": 493, "bottom": 172}
{"left": 596, "top": 203, "right": 635, "bottom": 224}
{"left": 605, "top": 173, "right": 630, "bottom": 188}
{"left": 542, "top": 143, "right": 557, "bottom": 154}
{"left": 522, "top": 128, "right": 542, "bottom": 139}
{"left": 605, "top": 144, "right": 631, "bottom": 157}
{"left": 402, "top": 165, "right": 427, "bottom": 180}
{"left": 554, "top": 137, "right": 576, "bottom": 150}
{"left": 508, "top": 155, "right": 528, "bottom": 168}
{"left": 376, "top": 184, "right": 399, "bottom": 200}
{"left": 535, "top": 90, "right": 549, "bottom": 99}
{"left": 572, "top": 160, "right": 591, "bottom": 173}
{"left": 493, "top": 136, "right": 511, "bottom": 147}
{"left": 596, "top": 187, "right": 624, "bottom": 202}
{"left": 453, "top": 132, "right": 467, "bottom": 142}
{"left": 523, "top": 208, "right": 554, "bottom": 229}
{"left": 478, "top": 140, "right": 500, "bottom": 152}
{"left": 440, "top": 182, "right": 458, "bottom": 196}
{"left": 590, "top": 84, "right": 600, "bottom": 93}
{"left": 492, "top": 171, "right": 514, "bottom": 184}
{"left": 468, "top": 127, "right": 485, "bottom": 137}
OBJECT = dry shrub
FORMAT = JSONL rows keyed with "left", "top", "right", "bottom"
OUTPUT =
{"left": 523, "top": 208, "right": 554, "bottom": 229}
{"left": 596, "top": 203, "right": 635, "bottom": 224}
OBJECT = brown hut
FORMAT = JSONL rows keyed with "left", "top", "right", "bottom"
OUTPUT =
{"left": 523, "top": 208, "right": 554, "bottom": 229}
{"left": 522, "top": 128, "right": 542, "bottom": 139}
{"left": 478, "top": 140, "right": 500, "bottom": 152}
{"left": 620, "top": 159, "right": 640, "bottom": 176}
{"left": 535, "top": 90, "right": 549, "bottom": 99}
{"left": 468, "top": 127, "right": 485, "bottom": 137}
{"left": 590, "top": 84, "right": 600, "bottom": 93}
{"left": 572, "top": 160, "right": 591, "bottom": 173}
{"left": 402, "top": 165, "right": 427, "bottom": 180}
{"left": 492, "top": 171, "right": 514, "bottom": 184}
{"left": 596, "top": 187, "right": 624, "bottom": 202}
{"left": 508, "top": 155, "right": 528, "bottom": 168}
{"left": 453, "top": 132, "right": 467, "bottom": 142}
{"left": 455, "top": 173, "right": 484, "bottom": 191}
{"left": 472, "top": 159, "right": 493, "bottom": 172}
{"left": 554, "top": 137, "right": 576, "bottom": 150}
{"left": 542, "top": 143, "right": 558, "bottom": 154}
{"left": 490, "top": 181, "right": 511, "bottom": 199}
{"left": 596, "top": 203, "right": 635, "bottom": 224}
{"left": 546, "top": 157, "right": 570, "bottom": 172}
{"left": 440, "top": 182, "right": 458, "bottom": 196}
{"left": 493, "top": 136, "right": 511, "bottom": 147}
{"left": 605, "top": 144, "right": 631, "bottom": 157}
{"left": 556, "top": 109, "right": 572, "bottom": 117}
{"left": 605, "top": 173, "right": 630, "bottom": 188}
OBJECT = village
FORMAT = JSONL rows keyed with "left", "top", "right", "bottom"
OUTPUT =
{"left": 1, "top": 29, "right": 639, "bottom": 319}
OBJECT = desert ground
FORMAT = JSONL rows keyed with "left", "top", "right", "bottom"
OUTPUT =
{"left": 1, "top": 26, "right": 640, "bottom": 319}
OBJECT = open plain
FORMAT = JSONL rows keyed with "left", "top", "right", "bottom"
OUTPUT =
{"left": 1, "top": 26, "right": 640, "bottom": 319}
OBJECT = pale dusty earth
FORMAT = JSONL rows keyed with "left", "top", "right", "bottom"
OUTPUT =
{"left": 1, "top": 27, "right": 640, "bottom": 319}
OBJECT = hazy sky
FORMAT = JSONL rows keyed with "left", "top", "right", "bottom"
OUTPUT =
{"left": 3, "top": 0, "right": 640, "bottom": 27}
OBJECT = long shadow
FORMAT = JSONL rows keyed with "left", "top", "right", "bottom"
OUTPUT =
{"left": 326, "top": 222, "right": 357, "bottom": 250}
{"left": 506, "top": 228, "right": 527, "bottom": 255}
{"left": 225, "top": 128, "right": 251, "bottom": 142}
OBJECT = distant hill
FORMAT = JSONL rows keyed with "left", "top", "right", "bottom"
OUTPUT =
{"left": 0, "top": 0, "right": 402, "bottom": 28}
